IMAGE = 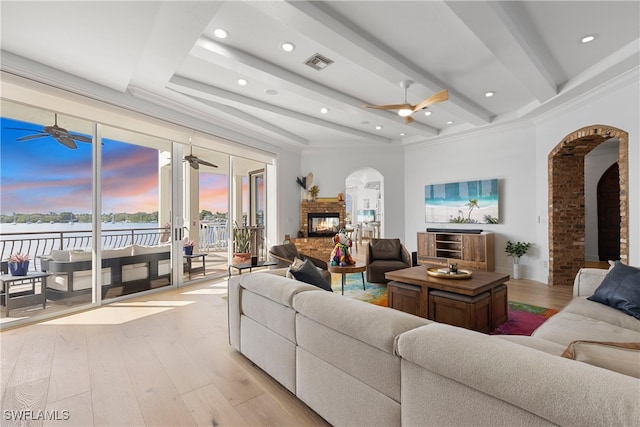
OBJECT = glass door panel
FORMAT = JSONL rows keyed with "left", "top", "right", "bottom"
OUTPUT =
{"left": 183, "top": 145, "right": 229, "bottom": 282}
{"left": 100, "top": 126, "right": 172, "bottom": 300}
{"left": 1, "top": 101, "right": 95, "bottom": 324}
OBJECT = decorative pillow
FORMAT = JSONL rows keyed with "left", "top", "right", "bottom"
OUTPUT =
{"left": 561, "top": 340, "right": 640, "bottom": 378}
{"left": 286, "top": 257, "right": 306, "bottom": 279}
{"left": 587, "top": 261, "right": 640, "bottom": 319}
{"left": 290, "top": 259, "right": 332, "bottom": 292}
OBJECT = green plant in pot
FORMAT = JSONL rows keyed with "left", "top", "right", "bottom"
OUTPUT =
{"left": 233, "top": 221, "right": 251, "bottom": 264}
{"left": 505, "top": 240, "right": 532, "bottom": 280}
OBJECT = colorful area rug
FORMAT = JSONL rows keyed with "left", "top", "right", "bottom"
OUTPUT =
{"left": 491, "top": 302, "right": 558, "bottom": 336}
{"left": 332, "top": 274, "right": 557, "bottom": 336}
{"left": 330, "top": 273, "right": 387, "bottom": 307}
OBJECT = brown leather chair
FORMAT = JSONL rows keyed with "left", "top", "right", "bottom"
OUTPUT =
{"left": 268, "top": 243, "right": 331, "bottom": 283}
{"left": 366, "top": 238, "right": 411, "bottom": 283}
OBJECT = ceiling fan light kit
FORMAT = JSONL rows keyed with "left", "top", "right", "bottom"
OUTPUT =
{"left": 363, "top": 80, "right": 449, "bottom": 125}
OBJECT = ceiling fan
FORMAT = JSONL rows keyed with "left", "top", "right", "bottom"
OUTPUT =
{"left": 7, "top": 113, "right": 93, "bottom": 149}
{"left": 184, "top": 144, "right": 218, "bottom": 170}
{"left": 362, "top": 80, "right": 449, "bottom": 124}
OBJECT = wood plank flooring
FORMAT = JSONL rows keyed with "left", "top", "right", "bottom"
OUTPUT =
{"left": 1, "top": 263, "right": 575, "bottom": 426}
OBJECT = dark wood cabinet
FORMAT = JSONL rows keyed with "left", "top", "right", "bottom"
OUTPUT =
{"left": 417, "top": 231, "right": 495, "bottom": 271}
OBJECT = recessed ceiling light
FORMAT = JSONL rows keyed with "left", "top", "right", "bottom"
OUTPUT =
{"left": 580, "top": 34, "right": 596, "bottom": 44}
{"left": 484, "top": 91, "right": 495, "bottom": 97}
{"left": 400, "top": 132, "right": 406, "bottom": 136}
{"left": 446, "top": 120, "right": 454, "bottom": 125}
{"left": 265, "top": 89, "right": 278, "bottom": 95}
{"left": 237, "top": 79, "right": 248, "bottom": 86}
{"left": 375, "top": 125, "right": 383, "bottom": 130}
{"left": 320, "top": 107, "right": 329, "bottom": 114}
{"left": 424, "top": 110, "right": 432, "bottom": 116}
{"left": 281, "top": 42, "right": 295, "bottom": 52}
{"left": 213, "top": 28, "right": 229, "bottom": 39}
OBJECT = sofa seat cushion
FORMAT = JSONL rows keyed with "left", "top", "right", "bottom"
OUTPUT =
{"left": 237, "top": 272, "right": 319, "bottom": 308}
{"left": 132, "top": 244, "right": 170, "bottom": 255}
{"left": 532, "top": 310, "right": 640, "bottom": 347}
{"left": 560, "top": 297, "right": 640, "bottom": 332}
{"left": 293, "top": 291, "right": 430, "bottom": 354}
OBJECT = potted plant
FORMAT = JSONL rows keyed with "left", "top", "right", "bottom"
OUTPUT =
{"left": 183, "top": 238, "right": 194, "bottom": 255}
{"left": 308, "top": 185, "right": 320, "bottom": 201}
{"left": 233, "top": 221, "right": 251, "bottom": 263}
{"left": 7, "top": 252, "right": 30, "bottom": 276}
{"left": 505, "top": 240, "right": 532, "bottom": 280}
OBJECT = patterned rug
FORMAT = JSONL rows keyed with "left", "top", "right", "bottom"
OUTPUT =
{"left": 330, "top": 273, "right": 387, "bottom": 307}
{"left": 491, "top": 302, "right": 559, "bottom": 336}
{"left": 332, "top": 274, "right": 557, "bottom": 336}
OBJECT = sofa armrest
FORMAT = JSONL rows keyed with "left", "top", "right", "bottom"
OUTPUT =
{"left": 573, "top": 268, "right": 609, "bottom": 297}
{"left": 396, "top": 323, "right": 640, "bottom": 426}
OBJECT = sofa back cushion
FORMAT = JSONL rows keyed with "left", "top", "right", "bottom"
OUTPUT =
{"left": 370, "top": 239, "right": 401, "bottom": 260}
{"left": 132, "top": 244, "right": 170, "bottom": 255}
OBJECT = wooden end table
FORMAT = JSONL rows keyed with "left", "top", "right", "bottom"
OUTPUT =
{"left": 184, "top": 253, "right": 207, "bottom": 280}
{"left": 327, "top": 263, "right": 366, "bottom": 295}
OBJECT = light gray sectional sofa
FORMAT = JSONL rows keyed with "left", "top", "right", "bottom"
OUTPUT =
{"left": 228, "top": 267, "right": 640, "bottom": 426}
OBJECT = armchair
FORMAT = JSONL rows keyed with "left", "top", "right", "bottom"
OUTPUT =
{"left": 268, "top": 243, "right": 332, "bottom": 283}
{"left": 366, "top": 238, "right": 411, "bottom": 283}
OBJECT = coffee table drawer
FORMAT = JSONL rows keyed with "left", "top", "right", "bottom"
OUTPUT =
{"left": 388, "top": 281, "right": 424, "bottom": 317}
{"left": 428, "top": 290, "right": 491, "bottom": 333}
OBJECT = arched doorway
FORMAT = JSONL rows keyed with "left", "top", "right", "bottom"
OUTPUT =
{"left": 597, "top": 163, "right": 621, "bottom": 261}
{"left": 345, "top": 168, "right": 385, "bottom": 243}
{"left": 548, "top": 125, "right": 629, "bottom": 286}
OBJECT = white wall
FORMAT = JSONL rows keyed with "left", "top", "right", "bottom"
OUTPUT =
{"left": 535, "top": 74, "right": 639, "bottom": 272}
{"left": 301, "top": 145, "right": 405, "bottom": 239}
{"left": 404, "top": 122, "right": 538, "bottom": 277}
{"left": 403, "top": 72, "right": 639, "bottom": 283}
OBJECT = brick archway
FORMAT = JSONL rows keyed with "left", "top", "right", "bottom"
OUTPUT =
{"left": 548, "top": 125, "right": 629, "bottom": 286}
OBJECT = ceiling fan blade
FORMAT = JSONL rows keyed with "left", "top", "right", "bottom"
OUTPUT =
{"left": 69, "top": 133, "right": 92, "bottom": 143}
{"left": 412, "top": 90, "right": 449, "bottom": 112}
{"left": 362, "top": 103, "right": 413, "bottom": 111}
{"left": 55, "top": 136, "right": 78, "bottom": 149}
{"left": 16, "top": 133, "right": 49, "bottom": 141}
{"left": 190, "top": 160, "right": 199, "bottom": 170}
{"left": 403, "top": 116, "right": 415, "bottom": 125}
{"left": 197, "top": 159, "right": 218, "bottom": 168}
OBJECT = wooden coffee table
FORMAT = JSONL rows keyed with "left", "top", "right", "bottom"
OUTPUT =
{"left": 327, "top": 263, "right": 366, "bottom": 295}
{"left": 385, "top": 265, "right": 509, "bottom": 331}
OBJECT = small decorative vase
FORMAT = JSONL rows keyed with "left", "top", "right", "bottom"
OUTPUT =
{"left": 512, "top": 263, "right": 522, "bottom": 280}
{"left": 184, "top": 246, "right": 193, "bottom": 256}
{"left": 9, "top": 261, "right": 29, "bottom": 276}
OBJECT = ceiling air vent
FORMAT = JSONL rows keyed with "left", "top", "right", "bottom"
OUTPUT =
{"left": 304, "top": 53, "right": 334, "bottom": 71}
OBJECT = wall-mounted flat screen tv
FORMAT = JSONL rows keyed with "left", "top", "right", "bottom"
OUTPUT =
{"left": 425, "top": 179, "right": 499, "bottom": 224}
{"left": 357, "top": 209, "right": 376, "bottom": 223}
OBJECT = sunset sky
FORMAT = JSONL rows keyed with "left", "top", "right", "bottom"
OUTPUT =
{"left": 1, "top": 117, "right": 229, "bottom": 216}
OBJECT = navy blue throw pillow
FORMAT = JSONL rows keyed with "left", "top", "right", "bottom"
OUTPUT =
{"left": 587, "top": 261, "right": 640, "bottom": 320}
{"left": 291, "top": 259, "right": 333, "bottom": 292}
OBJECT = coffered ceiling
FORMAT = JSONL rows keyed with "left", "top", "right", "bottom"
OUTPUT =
{"left": 1, "top": 1, "right": 638, "bottom": 150}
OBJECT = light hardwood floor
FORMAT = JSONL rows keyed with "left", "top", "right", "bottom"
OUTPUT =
{"left": 1, "top": 268, "right": 574, "bottom": 426}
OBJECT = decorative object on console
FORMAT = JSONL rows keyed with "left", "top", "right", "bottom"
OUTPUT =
{"left": 424, "top": 178, "right": 499, "bottom": 223}
{"left": 330, "top": 230, "right": 355, "bottom": 267}
{"left": 7, "top": 252, "right": 30, "bottom": 276}
{"left": 505, "top": 240, "right": 532, "bottom": 280}
{"left": 308, "top": 185, "right": 319, "bottom": 201}
{"left": 183, "top": 238, "right": 194, "bottom": 256}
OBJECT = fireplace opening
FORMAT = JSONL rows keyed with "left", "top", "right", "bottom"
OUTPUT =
{"left": 308, "top": 212, "right": 340, "bottom": 237}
